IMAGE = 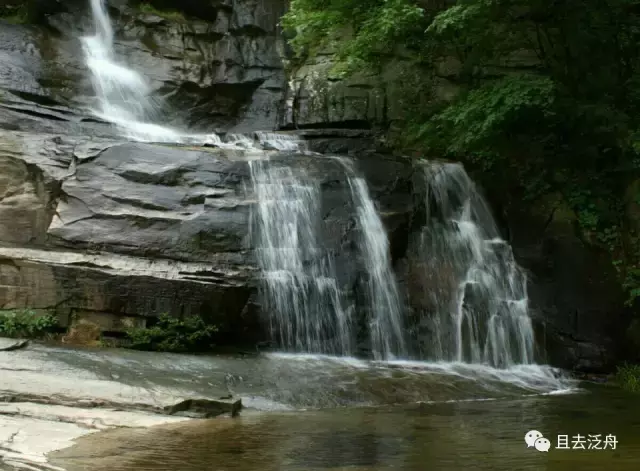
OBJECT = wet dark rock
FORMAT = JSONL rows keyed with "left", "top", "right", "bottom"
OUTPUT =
{"left": 573, "top": 372, "right": 612, "bottom": 384}
{"left": 290, "top": 129, "right": 380, "bottom": 155}
{"left": 494, "top": 192, "right": 627, "bottom": 372}
{"left": 537, "top": 324, "right": 616, "bottom": 373}
{"left": 164, "top": 397, "right": 243, "bottom": 418}
{"left": 0, "top": 391, "right": 159, "bottom": 414}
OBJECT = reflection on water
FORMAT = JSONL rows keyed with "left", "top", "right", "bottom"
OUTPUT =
{"left": 52, "top": 386, "right": 640, "bottom": 471}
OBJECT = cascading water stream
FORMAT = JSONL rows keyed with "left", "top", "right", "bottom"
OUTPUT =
{"left": 80, "top": 0, "right": 317, "bottom": 150}
{"left": 256, "top": 132, "right": 307, "bottom": 151}
{"left": 82, "top": 0, "right": 171, "bottom": 139}
{"left": 333, "top": 158, "right": 407, "bottom": 360}
{"left": 346, "top": 176, "right": 407, "bottom": 361}
{"left": 249, "top": 159, "right": 352, "bottom": 355}
{"left": 250, "top": 157, "right": 408, "bottom": 361}
{"left": 81, "top": 0, "right": 231, "bottom": 145}
{"left": 417, "top": 160, "right": 534, "bottom": 367}
{"left": 248, "top": 157, "right": 568, "bottom": 392}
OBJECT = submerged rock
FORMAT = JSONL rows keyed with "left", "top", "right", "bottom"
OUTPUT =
{"left": 0, "top": 338, "right": 29, "bottom": 352}
{"left": 164, "top": 398, "right": 243, "bottom": 418}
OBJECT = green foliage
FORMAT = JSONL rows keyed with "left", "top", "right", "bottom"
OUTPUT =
{"left": 126, "top": 313, "right": 219, "bottom": 353}
{"left": 615, "top": 363, "right": 640, "bottom": 392}
{"left": 0, "top": 4, "right": 28, "bottom": 24}
{"left": 427, "top": 4, "right": 483, "bottom": 35}
{"left": 0, "top": 310, "right": 58, "bottom": 339}
{"left": 284, "top": 0, "right": 640, "bottom": 306}
{"left": 282, "top": 0, "right": 428, "bottom": 74}
{"left": 138, "top": 2, "right": 186, "bottom": 22}
{"left": 418, "top": 74, "right": 555, "bottom": 155}
{"left": 624, "top": 268, "right": 640, "bottom": 305}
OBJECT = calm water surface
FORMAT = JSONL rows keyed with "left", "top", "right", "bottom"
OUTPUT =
{"left": 52, "top": 385, "right": 640, "bottom": 471}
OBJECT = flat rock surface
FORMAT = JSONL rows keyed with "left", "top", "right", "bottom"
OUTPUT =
{"left": 0, "top": 343, "right": 574, "bottom": 470}
{"left": 0, "top": 344, "right": 237, "bottom": 471}
{"left": 0, "top": 406, "right": 189, "bottom": 471}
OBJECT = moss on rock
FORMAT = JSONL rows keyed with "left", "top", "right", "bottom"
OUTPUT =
{"left": 137, "top": 1, "right": 187, "bottom": 22}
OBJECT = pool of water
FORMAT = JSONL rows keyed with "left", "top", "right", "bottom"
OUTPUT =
{"left": 51, "top": 385, "right": 640, "bottom": 471}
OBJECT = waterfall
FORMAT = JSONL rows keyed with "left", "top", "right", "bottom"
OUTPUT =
{"left": 256, "top": 132, "right": 306, "bottom": 151}
{"left": 249, "top": 159, "right": 353, "bottom": 355}
{"left": 417, "top": 161, "right": 534, "bottom": 367}
{"left": 81, "top": 0, "right": 227, "bottom": 144}
{"left": 347, "top": 178, "right": 407, "bottom": 361}
{"left": 336, "top": 160, "right": 407, "bottom": 361}
{"left": 250, "top": 157, "right": 407, "bottom": 360}
{"left": 72, "top": 2, "right": 562, "bottom": 395}
{"left": 82, "top": 0, "right": 168, "bottom": 138}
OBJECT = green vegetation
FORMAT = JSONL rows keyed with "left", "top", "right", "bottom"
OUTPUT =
{"left": 138, "top": 2, "right": 186, "bottom": 22}
{"left": 0, "top": 310, "right": 58, "bottom": 339}
{"left": 615, "top": 363, "right": 640, "bottom": 392}
{"left": 283, "top": 0, "right": 640, "bottom": 305}
{"left": 0, "top": 4, "right": 28, "bottom": 24}
{"left": 126, "top": 313, "right": 219, "bottom": 353}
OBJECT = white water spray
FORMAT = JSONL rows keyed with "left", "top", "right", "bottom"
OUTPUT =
{"left": 256, "top": 132, "right": 306, "bottom": 151}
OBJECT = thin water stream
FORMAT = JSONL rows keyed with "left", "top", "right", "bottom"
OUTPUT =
{"left": 345, "top": 173, "right": 407, "bottom": 360}
{"left": 81, "top": 0, "right": 304, "bottom": 148}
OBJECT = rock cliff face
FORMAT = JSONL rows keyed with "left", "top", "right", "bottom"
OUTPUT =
{"left": 0, "top": 128, "right": 414, "bottom": 348}
{"left": 0, "top": 0, "right": 288, "bottom": 133}
{"left": 498, "top": 194, "right": 627, "bottom": 372}
{"left": 0, "top": 0, "right": 628, "bottom": 370}
{"left": 283, "top": 34, "right": 631, "bottom": 371}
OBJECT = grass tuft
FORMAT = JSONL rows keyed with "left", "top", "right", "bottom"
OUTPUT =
{"left": 126, "top": 313, "right": 219, "bottom": 353}
{"left": 615, "top": 363, "right": 640, "bottom": 392}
